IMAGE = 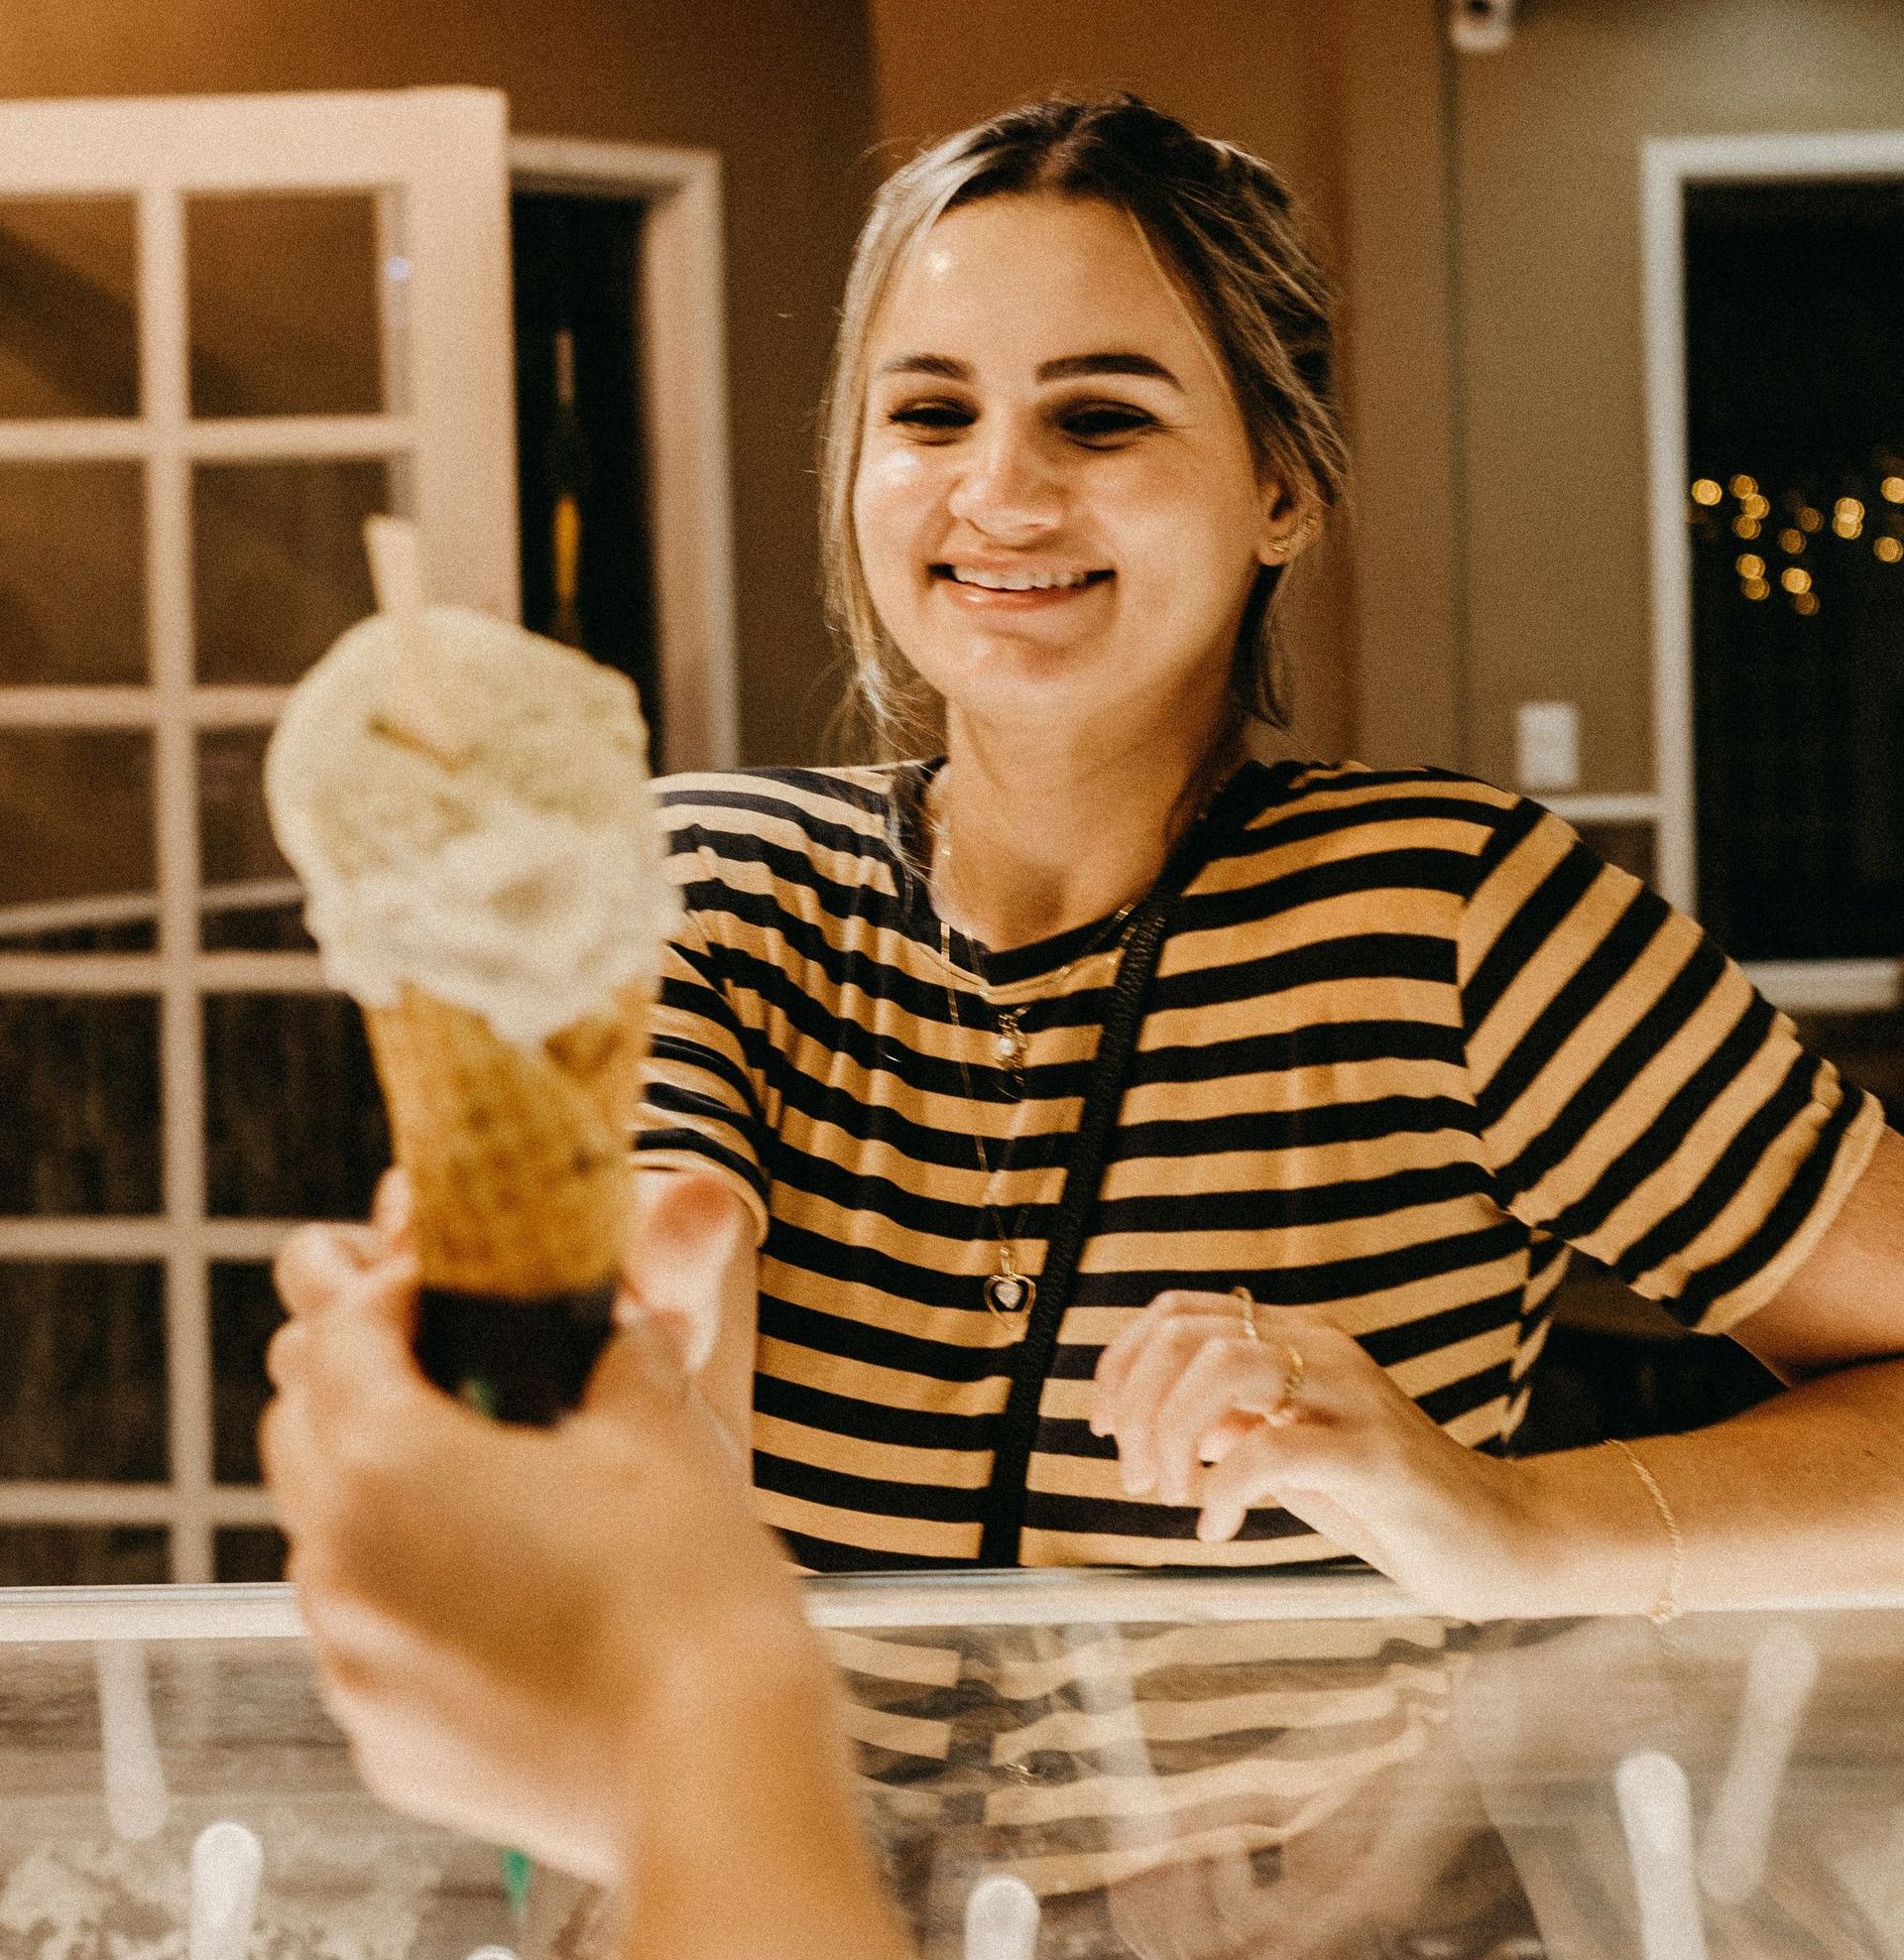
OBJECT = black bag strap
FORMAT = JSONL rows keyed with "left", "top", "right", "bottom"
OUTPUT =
{"left": 976, "top": 889, "right": 1176, "bottom": 1566}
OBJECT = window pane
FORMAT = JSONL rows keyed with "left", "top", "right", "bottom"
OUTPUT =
{"left": 192, "top": 459, "right": 387, "bottom": 684}
{"left": 187, "top": 193, "right": 385, "bottom": 418}
{"left": 0, "top": 461, "right": 146, "bottom": 684}
{"left": 210, "top": 1262, "right": 282, "bottom": 1485}
{"left": 0, "top": 996, "right": 161, "bottom": 1215}
{"left": 204, "top": 994, "right": 389, "bottom": 1218}
{"left": 0, "top": 197, "right": 140, "bottom": 420}
{"left": 198, "top": 726, "right": 313, "bottom": 953}
{"left": 0, "top": 1262, "right": 166, "bottom": 1480}
{"left": 213, "top": 1526, "right": 287, "bottom": 1582}
{"left": 0, "top": 730, "right": 154, "bottom": 949}
{"left": 0, "top": 1527, "right": 167, "bottom": 1586}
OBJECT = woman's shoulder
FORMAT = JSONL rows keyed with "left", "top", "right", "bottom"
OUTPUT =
{"left": 652, "top": 763, "right": 902, "bottom": 865}
{"left": 1236, "top": 756, "right": 1548, "bottom": 860}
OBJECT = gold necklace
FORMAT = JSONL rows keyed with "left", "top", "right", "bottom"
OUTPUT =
{"left": 933, "top": 816, "right": 1139, "bottom": 1317}
{"left": 934, "top": 815, "right": 1139, "bottom": 1088}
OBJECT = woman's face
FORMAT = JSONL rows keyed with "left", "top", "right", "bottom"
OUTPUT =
{"left": 853, "top": 192, "right": 1299, "bottom": 752}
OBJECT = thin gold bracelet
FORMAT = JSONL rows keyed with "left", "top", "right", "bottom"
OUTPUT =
{"left": 1606, "top": 1436, "right": 1685, "bottom": 1626}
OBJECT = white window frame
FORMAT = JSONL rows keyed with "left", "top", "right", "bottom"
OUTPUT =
{"left": 0, "top": 88, "right": 520, "bottom": 1582}
{"left": 508, "top": 136, "right": 740, "bottom": 774}
{"left": 1640, "top": 131, "right": 1904, "bottom": 1017}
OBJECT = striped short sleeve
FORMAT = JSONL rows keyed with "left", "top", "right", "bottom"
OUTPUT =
{"left": 633, "top": 843, "right": 773, "bottom": 1244}
{"left": 1457, "top": 800, "right": 1883, "bottom": 1333}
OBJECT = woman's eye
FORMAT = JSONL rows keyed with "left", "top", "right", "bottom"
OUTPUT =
{"left": 886, "top": 401, "right": 973, "bottom": 435}
{"left": 1058, "top": 402, "right": 1158, "bottom": 443}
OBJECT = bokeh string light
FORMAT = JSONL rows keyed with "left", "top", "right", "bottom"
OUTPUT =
{"left": 1689, "top": 464, "right": 1904, "bottom": 615}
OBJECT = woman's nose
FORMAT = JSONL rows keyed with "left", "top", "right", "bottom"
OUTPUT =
{"left": 944, "top": 425, "right": 1062, "bottom": 540}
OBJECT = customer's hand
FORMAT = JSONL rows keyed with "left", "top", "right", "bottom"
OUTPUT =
{"left": 1091, "top": 1292, "right": 1540, "bottom": 1619}
{"left": 262, "top": 1230, "right": 812, "bottom": 1885}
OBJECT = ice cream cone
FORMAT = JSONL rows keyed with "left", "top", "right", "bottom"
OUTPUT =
{"left": 363, "top": 979, "right": 651, "bottom": 1300}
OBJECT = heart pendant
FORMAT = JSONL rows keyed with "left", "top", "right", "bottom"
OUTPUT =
{"left": 996, "top": 1012, "right": 1027, "bottom": 1073}
{"left": 984, "top": 1272, "right": 1036, "bottom": 1316}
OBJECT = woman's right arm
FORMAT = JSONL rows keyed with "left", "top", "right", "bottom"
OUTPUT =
{"left": 629, "top": 1166, "right": 759, "bottom": 1449}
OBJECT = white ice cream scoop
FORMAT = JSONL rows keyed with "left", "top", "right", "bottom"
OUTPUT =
{"left": 264, "top": 561, "right": 677, "bottom": 1048}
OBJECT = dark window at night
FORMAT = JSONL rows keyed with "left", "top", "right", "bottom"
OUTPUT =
{"left": 512, "top": 191, "right": 661, "bottom": 742}
{"left": 1685, "top": 180, "right": 1904, "bottom": 962}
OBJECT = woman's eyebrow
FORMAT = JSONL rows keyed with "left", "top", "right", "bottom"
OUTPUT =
{"left": 1037, "top": 352, "right": 1184, "bottom": 389}
{"left": 872, "top": 351, "right": 1185, "bottom": 389}
{"left": 875, "top": 353, "right": 968, "bottom": 381}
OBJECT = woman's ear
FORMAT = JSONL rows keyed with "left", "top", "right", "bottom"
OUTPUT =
{"left": 1256, "top": 483, "right": 1318, "bottom": 566}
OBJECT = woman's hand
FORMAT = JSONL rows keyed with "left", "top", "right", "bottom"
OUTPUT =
{"left": 1091, "top": 1292, "right": 1542, "bottom": 1619}
{"left": 263, "top": 1229, "right": 813, "bottom": 1886}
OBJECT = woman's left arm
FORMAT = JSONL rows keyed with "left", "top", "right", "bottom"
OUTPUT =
{"left": 1517, "top": 1120, "right": 1904, "bottom": 1613}
{"left": 1092, "top": 1127, "right": 1904, "bottom": 1621}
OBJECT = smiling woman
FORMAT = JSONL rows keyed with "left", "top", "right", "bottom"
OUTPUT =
{"left": 262, "top": 87, "right": 1904, "bottom": 1953}
{"left": 280, "top": 86, "right": 1903, "bottom": 1654}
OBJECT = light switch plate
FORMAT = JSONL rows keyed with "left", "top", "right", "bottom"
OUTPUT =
{"left": 1515, "top": 701, "right": 1581, "bottom": 793}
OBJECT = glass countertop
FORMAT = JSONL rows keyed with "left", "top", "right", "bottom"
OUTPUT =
{"left": 1, "top": 1576, "right": 1900, "bottom": 1959}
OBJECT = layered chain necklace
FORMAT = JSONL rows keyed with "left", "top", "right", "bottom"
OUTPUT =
{"left": 934, "top": 811, "right": 1139, "bottom": 1318}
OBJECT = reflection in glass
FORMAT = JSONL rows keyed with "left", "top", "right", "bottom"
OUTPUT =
{"left": 187, "top": 193, "right": 384, "bottom": 419}
{"left": 210, "top": 1262, "right": 282, "bottom": 1485}
{"left": 0, "top": 1527, "right": 167, "bottom": 1587}
{"left": 0, "top": 197, "right": 140, "bottom": 420}
{"left": 0, "top": 996, "right": 161, "bottom": 1215}
{"left": 192, "top": 459, "right": 387, "bottom": 684}
{"left": 0, "top": 730, "right": 154, "bottom": 945}
{"left": 197, "top": 727, "right": 313, "bottom": 953}
{"left": 204, "top": 994, "right": 389, "bottom": 1219}
{"left": 0, "top": 461, "right": 146, "bottom": 684}
{"left": 0, "top": 1262, "right": 166, "bottom": 1480}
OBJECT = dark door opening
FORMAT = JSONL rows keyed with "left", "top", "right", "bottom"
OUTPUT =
{"left": 511, "top": 191, "right": 662, "bottom": 749}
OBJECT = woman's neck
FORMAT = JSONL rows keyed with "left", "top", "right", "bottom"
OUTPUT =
{"left": 929, "top": 707, "right": 1244, "bottom": 952}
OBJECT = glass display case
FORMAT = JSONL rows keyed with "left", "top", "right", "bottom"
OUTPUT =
{"left": 3, "top": 1570, "right": 1902, "bottom": 1960}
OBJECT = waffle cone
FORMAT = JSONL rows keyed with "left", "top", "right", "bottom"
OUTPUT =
{"left": 363, "top": 981, "right": 651, "bottom": 1298}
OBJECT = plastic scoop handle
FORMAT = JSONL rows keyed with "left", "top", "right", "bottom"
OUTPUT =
{"left": 1615, "top": 1750, "right": 1710, "bottom": 1960}
{"left": 189, "top": 1820, "right": 264, "bottom": 1960}
{"left": 94, "top": 1640, "right": 169, "bottom": 1842}
{"left": 965, "top": 1873, "right": 1040, "bottom": 1960}
{"left": 365, "top": 515, "right": 460, "bottom": 761}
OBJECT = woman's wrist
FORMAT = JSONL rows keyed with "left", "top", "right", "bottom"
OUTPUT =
{"left": 1499, "top": 1442, "right": 1687, "bottom": 1622}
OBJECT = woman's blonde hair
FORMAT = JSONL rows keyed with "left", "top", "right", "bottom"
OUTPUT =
{"left": 817, "top": 94, "right": 1349, "bottom": 759}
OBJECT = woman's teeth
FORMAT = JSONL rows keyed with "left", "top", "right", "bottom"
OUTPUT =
{"left": 942, "top": 566, "right": 1104, "bottom": 591}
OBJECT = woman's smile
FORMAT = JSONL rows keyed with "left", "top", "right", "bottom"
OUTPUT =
{"left": 931, "top": 559, "right": 1115, "bottom": 610}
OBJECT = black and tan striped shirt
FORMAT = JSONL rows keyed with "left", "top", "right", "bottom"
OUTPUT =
{"left": 635, "top": 759, "right": 1881, "bottom": 1572}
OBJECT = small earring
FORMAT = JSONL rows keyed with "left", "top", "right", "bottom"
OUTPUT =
{"left": 1266, "top": 514, "right": 1320, "bottom": 563}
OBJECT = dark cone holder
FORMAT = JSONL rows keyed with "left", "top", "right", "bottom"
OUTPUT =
{"left": 416, "top": 1280, "right": 619, "bottom": 1427}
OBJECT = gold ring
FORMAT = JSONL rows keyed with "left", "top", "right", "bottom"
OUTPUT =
{"left": 1230, "top": 1286, "right": 1261, "bottom": 1342}
{"left": 1280, "top": 1343, "right": 1306, "bottom": 1400}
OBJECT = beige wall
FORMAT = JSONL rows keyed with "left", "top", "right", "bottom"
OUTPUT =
{"left": 0, "top": 0, "right": 883, "bottom": 766}
{"left": 867, "top": 0, "right": 1360, "bottom": 762}
{"left": 1451, "top": 0, "right": 1904, "bottom": 793}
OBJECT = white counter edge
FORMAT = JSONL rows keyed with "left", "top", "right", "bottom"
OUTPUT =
{"left": 3, "top": 1574, "right": 1903, "bottom": 1642}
